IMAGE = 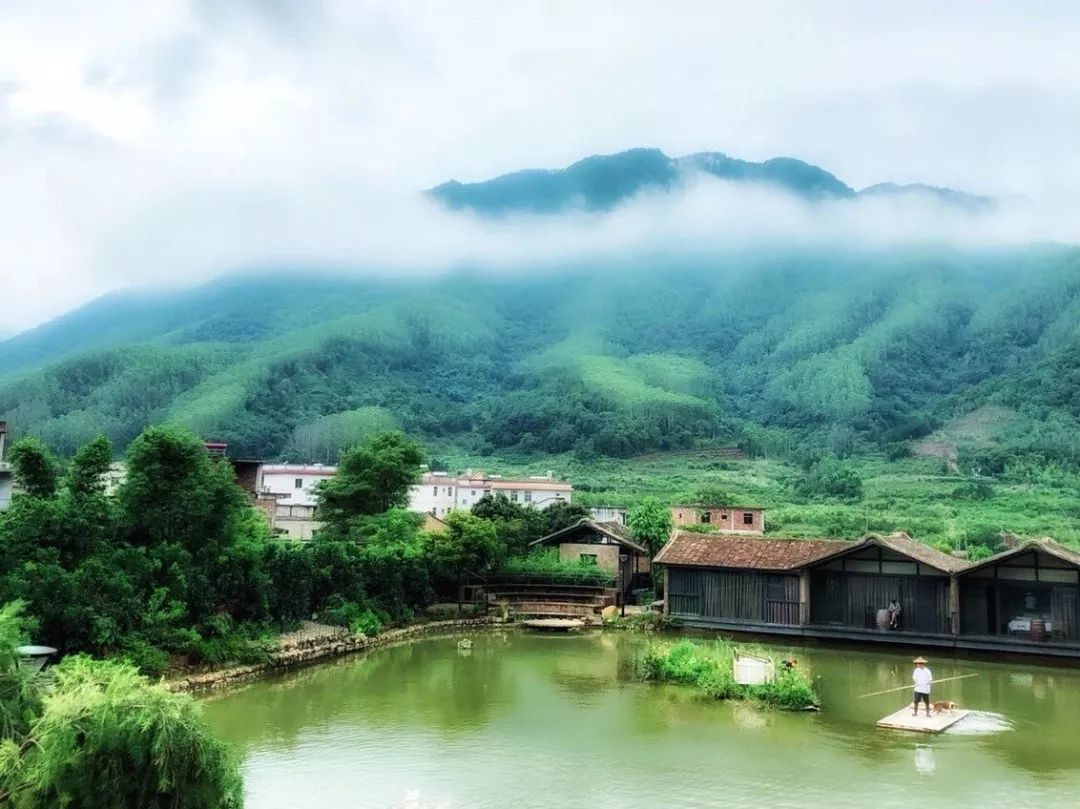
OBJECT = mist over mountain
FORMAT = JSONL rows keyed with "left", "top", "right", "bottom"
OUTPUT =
{"left": 429, "top": 148, "right": 991, "bottom": 215}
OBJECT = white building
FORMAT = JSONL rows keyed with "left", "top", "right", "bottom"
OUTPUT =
{"left": 408, "top": 471, "right": 572, "bottom": 517}
{"left": 257, "top": 464, "right": 338, "bottom": 541}
{"left": 259, "top": 464, "right": 337, "bottom": 507}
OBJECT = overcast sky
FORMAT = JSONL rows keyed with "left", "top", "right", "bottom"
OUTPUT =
{"left": 3, "top": 0, "right": 1080, "bottom": 334}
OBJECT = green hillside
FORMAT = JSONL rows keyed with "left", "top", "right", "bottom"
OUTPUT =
{"left": 2, "top": 247, "right": 1079, "bottom": 477}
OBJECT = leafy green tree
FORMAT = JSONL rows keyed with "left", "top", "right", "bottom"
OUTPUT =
{"left": 627, "top": 497, "right": 673, "bottom": 555}
{"left": 7, "top": 439, "right": 58, "bottom": 499}
{"left": 60, "top": 435, "right": 113, "bottom": 498}
{"left": 316, "top": 433, "right": 424, "bottom": 537}
{"left": 470, "top": 493, "right": 547, "bottom": 555}
{"left": 425, "top": 511, "right": 503, "bottom": 584}
{"left": 543, "top": 500, "right": 590, "bottom": 534}
{"left": 798, "top": 459, "right": 864, "bottom": 500}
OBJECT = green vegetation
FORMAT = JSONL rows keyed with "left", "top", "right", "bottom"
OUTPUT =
{"left": 0, "top": 427, "right": 441, "bottom": 676}
{"left": 626, "top": 497, "right": 674, "bottom": 554}
{"left": 430, "top": 448, "right": 1080, "bottom": 551}
{"left": 3, "top": 246, "right": 1079, "bottom": 481}
{"left": 499, "top": 548, "right": 615, "bottom": 584}
{"left": 0, "top": 604, "right": 242, "bottom": 808}
{"left": 641, "top": 639, "right": 818, "bottom": 710}
{"left": 0, "top": 427, "right": 611, "bottom": 682}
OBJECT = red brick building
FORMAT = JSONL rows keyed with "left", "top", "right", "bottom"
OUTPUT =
{"left": 669, "top": 505, "right": 764, "bottom": 535}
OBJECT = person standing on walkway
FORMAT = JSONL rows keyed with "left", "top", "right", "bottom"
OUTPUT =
{"left": 912, "top": 656, "right": 933, "bottom": 717}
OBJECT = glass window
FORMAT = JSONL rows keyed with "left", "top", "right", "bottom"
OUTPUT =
{"left": 743, "top": 512, "right": 754, "bottom": 525}
{"left": 510, "top": 491, "right": 518, "bottom": 502}
{"left": 433, "top": 486, "right": 438, "bottom": 496}
{"left": 580, "top": 554, "right": 598, "bottom": 565}
{"left": 294, "top": 478, "right": 303, "bottom": 489}
{"left": 524, "top": 491, "right": 532, "bottom": 503}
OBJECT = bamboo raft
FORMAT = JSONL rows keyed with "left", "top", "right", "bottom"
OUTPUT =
{"left": 877, "top": 707, "right": 971, "bottom": 733}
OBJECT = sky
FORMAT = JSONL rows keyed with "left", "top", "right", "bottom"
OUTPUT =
{"left": 3, "top": 0, "right": 1080, "bottom": 335}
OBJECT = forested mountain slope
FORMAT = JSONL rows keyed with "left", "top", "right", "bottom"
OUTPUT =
{"left": 2, "top": 246, "right": 1079, "bottom": 467}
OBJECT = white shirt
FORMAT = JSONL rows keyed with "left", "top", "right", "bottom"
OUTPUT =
{"left": 913, "top": 667, "right": 933, "bottom": 694}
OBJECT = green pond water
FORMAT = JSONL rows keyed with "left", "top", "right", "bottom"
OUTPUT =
{"left": 202, "top": 631, "right": 1080, "bottom": 808}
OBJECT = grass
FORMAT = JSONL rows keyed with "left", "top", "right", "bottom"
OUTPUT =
{"left": 427, "top": 444, "right": 1080, "bottom": 549}
{"left": 641, "top": 639, "right": 818, "bottom": 710}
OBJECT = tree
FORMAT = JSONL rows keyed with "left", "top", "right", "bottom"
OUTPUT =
{"left": 470, "top": 493, "right": 547, "bottom": 556}
{"left": 543, "top": 500, "right": 590, "bottom": 534}
{"left": 7, "top": 439, "right": 58, "bottom": 499}
{"left": 798, "top": 459, "right": 864, "bottom": 501}
{"left": 424, "top": 511, "right": 503, "bottom": 585}
{"left": 316, "top": 433, "right": 424, "bottom": 537}
{"left": 61, "top": 435, "right": 113, "bottom": 499}
{"left": 0, "top": 649, "right": 242, "bottom": 808}
{"left": 627, "top": 497, "right": 673, "bottom": 555}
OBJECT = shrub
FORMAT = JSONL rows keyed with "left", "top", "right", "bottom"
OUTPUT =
{"left": 752, "top": 668, "right": 818, "bottom": 709}
{"left": 349, "top": 609, "right": 384, "bottom": 637}
{"left": 318, "top": 596, "right": 388, "bottom": 637}
{"left": 498, "top": 549, "right": 616, "bottom": 584}
{"left": 9, "top": 655, "right": 243, "bottom": 808}
{"left": 951, "top": 481, "right": 994, "bottom": 501}
{"left": 119, "top": 638, "right": 170, "bottom": 678}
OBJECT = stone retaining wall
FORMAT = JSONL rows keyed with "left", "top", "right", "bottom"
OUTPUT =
{"left": 167, "top": 617, "right": 500, "bottom": 693}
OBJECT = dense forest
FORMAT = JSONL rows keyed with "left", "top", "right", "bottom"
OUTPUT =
{"left": 2, "top": 246, "right": 1079, "bottom": 475}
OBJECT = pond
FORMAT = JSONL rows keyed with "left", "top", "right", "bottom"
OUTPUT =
{"left": 202, "top": 630, "right": 1080, "bottom": 808}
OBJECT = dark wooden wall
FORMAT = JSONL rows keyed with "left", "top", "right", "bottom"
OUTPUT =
{"left": 668, "top": 567, "right": 800, "bottom": 625}
{"left": 810, "top": 571, "right": 948, "bottom": 633}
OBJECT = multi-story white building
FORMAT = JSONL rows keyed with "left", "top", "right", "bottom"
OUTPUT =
{"left": 256, "top": 464, "right": 338, "bottom": 540}
{"left": 259, "top": 464, "right": 337, "bottom": 507}
{"left": 408, "top": 471, "right": 572, "bottom": 517}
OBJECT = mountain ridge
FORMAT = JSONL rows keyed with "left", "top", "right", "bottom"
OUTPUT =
{"left": 429, "top": 147, "right": 989, "bottom": 215}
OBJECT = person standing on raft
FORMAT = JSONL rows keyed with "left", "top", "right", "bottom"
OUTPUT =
{"left": 912, "top": 656, "right": 933, "bottom": 717}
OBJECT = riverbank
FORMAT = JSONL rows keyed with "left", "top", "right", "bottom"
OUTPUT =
{"left": 167, "top": 617, "right": 499, "bottom": 692}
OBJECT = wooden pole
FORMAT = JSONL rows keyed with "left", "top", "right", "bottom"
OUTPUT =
{"left": 856, "top": 673, "right": 979, "bottom": 699}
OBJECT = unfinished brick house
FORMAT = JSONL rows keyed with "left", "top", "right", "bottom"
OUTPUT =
{"left": 669, "top": 505, "right": 765, "bottom": 535}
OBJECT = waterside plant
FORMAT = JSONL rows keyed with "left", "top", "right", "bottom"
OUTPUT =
{"left": 641, "top": 639, "right": 818, "bottom": 710}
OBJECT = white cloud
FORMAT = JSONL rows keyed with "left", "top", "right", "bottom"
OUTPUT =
{"left": 2, "top": 0, "right": 1080, "bottom": 333}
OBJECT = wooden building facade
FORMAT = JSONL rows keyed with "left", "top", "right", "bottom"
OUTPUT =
{"left": 654, "top": 532, "right": 1080, "bottom": 659}
{"left": 530, "top": 518, "right": 650, "bottom": 605}
{"left": 958, "top": 541, "right": 1080, "bottom": 642}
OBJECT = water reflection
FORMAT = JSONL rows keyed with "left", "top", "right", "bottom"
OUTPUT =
{"left": 914, "top": 744, "right": 936, "bottom": 776}
{"left": 205, "top": 633, "right": 520, "bottom": 752}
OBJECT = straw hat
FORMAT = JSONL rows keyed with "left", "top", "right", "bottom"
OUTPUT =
{"left": 913, "top": 656, "right": 928, "bottom": 664}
